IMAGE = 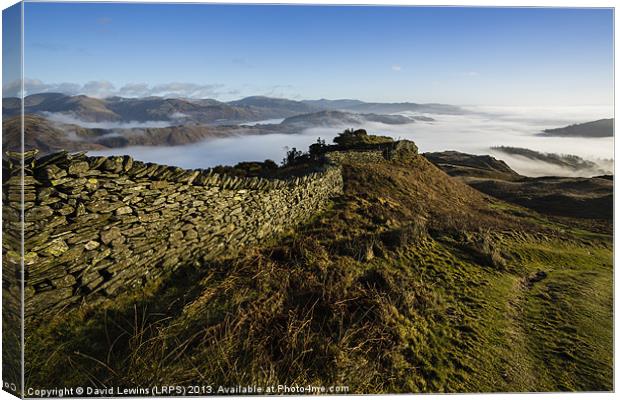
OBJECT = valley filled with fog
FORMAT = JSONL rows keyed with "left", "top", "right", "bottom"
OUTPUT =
{"left": 88, "top": 105, "right": 613, "bottom": 177}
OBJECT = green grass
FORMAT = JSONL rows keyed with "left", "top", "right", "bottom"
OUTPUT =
{"left": 24, "top": 155, "right": 613, "bottom": 393}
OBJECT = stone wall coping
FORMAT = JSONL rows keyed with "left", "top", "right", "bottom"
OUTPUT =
{"left": 3, "top": 150, "right": 342, "bottom": 192}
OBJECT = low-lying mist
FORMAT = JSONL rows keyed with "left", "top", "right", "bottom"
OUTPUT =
{"left": 42, "top": 112, "right": 178, "bottom": 129}
{"left": 90, "top": 133, "right": 319, "bottom": 169}
{"left": 87, "top": 106, "right": 614, "bottom": 177}
{"left": 242, "top": 118, "right": 285, "bottom": 126}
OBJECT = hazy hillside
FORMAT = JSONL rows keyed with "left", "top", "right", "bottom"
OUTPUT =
{"left": 15, "top": 93, "right": 121, "bottom": 121}
{"left": 3, "top": 94, "right": 314, "bottom": 124}
{"left": 280, "top": 110, "right": 422, "bottom": 127}
{"left": 301, "top": 98, "right": 367, "bottom": 109}
{"left": 3, "top": 93, "right": 464, "bottom": 126}
{"left": 2, "top": 107, "right": 435, "bottom": 154}
{"left": 538, "top": 118, "right": 613, "bottom": 138}
{"left": 2, "top": 114, "right": 106, "bottom": 153}
{"left": 301, "top": 99, "right": 465, "bottom": 115}
{"left": 1, "top": 114, "right": 278, "bottom": 153}
{"left": 491, "top": 146, "right": 611, "bottom": 176}
{"left": 228, "top": 95, "right": 319, "bottom": 116}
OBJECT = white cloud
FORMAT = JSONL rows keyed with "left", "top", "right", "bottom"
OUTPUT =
{"left": 143, "top": 82, "right": 226, "bottom": 98}
{"left": 2, "top": 78, "right": 303, "bottom": 101}
{"left": 169, "top": 112, "right": 189, "bottom": 119}
{"left": 116, "top": 83, "right": 150, "bottom": 97}
{"left": 391, "top": 65, "right": 402, "bottom": 72}
{"left": 82, "top": 80, "right": 117, "bottom": 97}
{"left": 462, "top": 71, "right": 479, "bottom": 77}
{"left": 41, "top": 112, "right": 175, "bottom": 129}
{"left": 3, "top": 78, "right": 81, "bottom": 97}
{"left": 3, "top": 78, "right": 232, "bottom": 99}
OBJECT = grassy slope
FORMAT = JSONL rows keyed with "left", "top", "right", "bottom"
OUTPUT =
{"left": 25, "top": 154, "right": 613, "bottom": 393}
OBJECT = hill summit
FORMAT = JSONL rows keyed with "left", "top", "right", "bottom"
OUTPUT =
{"left": 21, "top": 131, "right": 613, "bottom": 393}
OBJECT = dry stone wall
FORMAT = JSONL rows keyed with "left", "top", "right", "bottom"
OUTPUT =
{"left": 3, "top": 151, "right": 343, "bottom": 320}
{"left": 325, "top": 149, "right": 386, "bottom": 164}
{"left": 3, "top": 139, "right": 417, "bottom": 321}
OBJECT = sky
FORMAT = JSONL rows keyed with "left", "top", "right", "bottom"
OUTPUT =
{"left": 2, "top": 2, "right": 614, "bottom": 106}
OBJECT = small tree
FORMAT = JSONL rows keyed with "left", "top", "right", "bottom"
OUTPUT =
{"left": 309, "top": 137, "right": 327, "bottom": 156}
{"left": 333, "top": 128, "right": 369, "bottom": 146}
{"left": 282, "top": 147, "right": 305, "bottom": 166}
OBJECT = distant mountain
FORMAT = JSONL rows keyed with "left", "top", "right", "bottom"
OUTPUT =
{"left": 92, "top": 125, "right": 234, "bottom": 147}
{"left": 105, "top": 97, "right": 263, "bottom": 123}
{"left": 23, "top": 92, "right": 73, "bottom": 107}
{"left": 2, "top": 114, "right": 106, "bottom": 153}
{"left": 538, "top": 118, "right": 613, "bottom": 138}
{"left": 279, "top": 110, "right": 429, "bottom": 128}
{"left": 2, "top": 94, "right": 309, "bottom": 124}
{"left": 3, "top": 93, "right": 120, "bottom": 122}
{"left": 228, "top": 96, "right": 318, "bottom": 117}
{"left": 3, "top": 93, "right": 463, "bottom": 127}
{"left": 337, "top": 102, "right": 464, "bottom": 115}
{"left": 184, "top": 98, "right": 228, "bottom": 107}
{"left": 1, "top": 113, "right": 273, "bottom": 154}
{"left": 302, "top": 99, "right": 464, "bottom": 115}
{"left": 301, "top": 99, "right": 367, "bottom": 110}
{"left": 5, "top": 110, "right": 431, "bottom": 155}
{"left": 1, "top": 94, "right": 462, "bottom": 155}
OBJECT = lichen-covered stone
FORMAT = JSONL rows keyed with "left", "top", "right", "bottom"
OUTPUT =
{"left": 84, "top": 240, "right": 100, "bottom": 250}
{"left": 115, "top": 206, "right": 133, "bottom": 215}
{"left": 68, "top": 161, "right": 90, "bottom": 176}
{"left": 41, "top": 239, "right": 69, "bottom": 257}
{"left": 100, "top": 227, "right": 123, "bottom": 244}
{"left": 26, "top": 205, "right": 54, "bottom": 221}
{"left": 87, "top": 200, "right": 125, "bottom": 213}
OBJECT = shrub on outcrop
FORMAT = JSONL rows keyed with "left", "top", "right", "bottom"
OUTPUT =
{"left": 333, "top": 128, "right": 394, "bottom": 148}
{"left": 212, "top": 160, "right": 279, "bottom": 177}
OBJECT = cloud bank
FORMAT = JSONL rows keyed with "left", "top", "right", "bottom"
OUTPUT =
{"left": 3, "top": 78, "right": 238, "bottom": 99}
{"left": 41, "top": 112, "right": 178, "bottom": 130}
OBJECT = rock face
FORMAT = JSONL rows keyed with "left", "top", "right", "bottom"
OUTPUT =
{"left": 3, "top": 151, "right": 344, "bottom": 320}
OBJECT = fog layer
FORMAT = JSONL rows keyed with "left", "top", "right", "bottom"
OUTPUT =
{"left": 43, "top": 112, "right": 178, "bottom": 129}
{"left": 88, "top": 106, "right": 613, "bottom": 177}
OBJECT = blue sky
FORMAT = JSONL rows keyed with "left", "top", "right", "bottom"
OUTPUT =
{"left": 3, "top": 2, "right": 614, "bottom": 105}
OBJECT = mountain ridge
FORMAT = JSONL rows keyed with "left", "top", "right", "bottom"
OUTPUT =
{"left": 537, "top": 118, "right": 613, "bottom": 138}
{"left": 3, "top": 93, "right": 465, "bottom": 125}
